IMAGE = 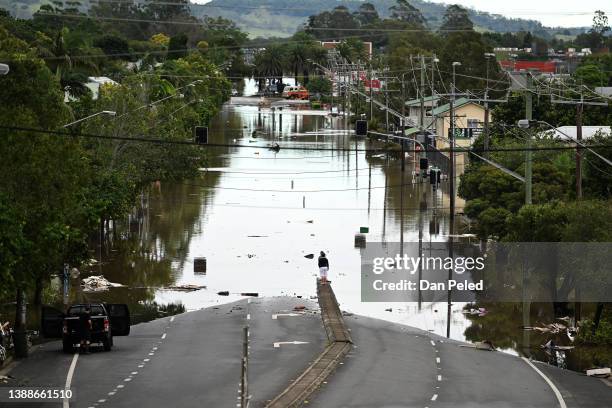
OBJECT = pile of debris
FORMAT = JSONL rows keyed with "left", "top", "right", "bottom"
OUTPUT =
{"left": 81, "top": 275, "right": 124, "bottom": 292}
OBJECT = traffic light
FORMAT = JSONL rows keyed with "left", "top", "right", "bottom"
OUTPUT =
{"left": 419, "top": 157, "right": 428, "bottom": 171}
{"left": 194, "top": 126, "right": 208, "bottom": 144}
{"left": 355, "top": 120, "right": 368, "bottom": 136}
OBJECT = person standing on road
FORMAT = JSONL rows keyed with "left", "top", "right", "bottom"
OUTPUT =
{"left": 79, "top": 307, "right": 92, "bottom": 354}
{"left": 318, "top": 251, "right": 329, "bottom": 284}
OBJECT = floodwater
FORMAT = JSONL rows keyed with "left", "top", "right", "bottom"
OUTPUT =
{"left": 69, "top": 99, "right": 607, "bottom": 373}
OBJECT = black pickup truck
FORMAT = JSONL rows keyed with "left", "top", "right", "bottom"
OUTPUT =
{"left": 41, "top": 303, "right": 130, "bottom": 352}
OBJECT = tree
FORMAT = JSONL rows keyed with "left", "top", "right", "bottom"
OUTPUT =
{"left": 0, "top": 26, "right": 93, "bottom": 337}
{"left": 167, "top": 33, "right": 188, "bottom": 60}
{"left": 389, "top": 0, "right": 426, "bottom": 26}
{"left": 93, "top": 34, "right": 130, "bottom": 59}
{"left": 440, "top": 4, "right": 473, "bottom": 34}
{"left": 305, "top": 6, "right": 360, "bottom": 40}
{"left": 354, "top": 3, "right": 379, "bottom": 26}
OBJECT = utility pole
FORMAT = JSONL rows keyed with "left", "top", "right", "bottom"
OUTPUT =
{"left": 484, "top": 53, "right": 495, "bottom": 157}
{"left": 449, "top": 62, "right": 460, "bottom": 222}
{"left": 525, "top": 72, "right": 533, "bottom": 205}
{"left": 420, "top": 55, "right": 426, "bottom": 131}
{"left": 369, "top": 63, "right": 373, "bottom": 120}
{"left": 576, "top": 98, "right": 583, "bottom": 199}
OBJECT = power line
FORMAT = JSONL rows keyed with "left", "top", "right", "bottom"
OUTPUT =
{"left": 3, "top": 125, "right": 612, "bottom": 154}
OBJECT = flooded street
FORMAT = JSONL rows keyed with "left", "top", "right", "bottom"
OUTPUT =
{"left": 76, "top": 99, "right": 607, "bottom": 373}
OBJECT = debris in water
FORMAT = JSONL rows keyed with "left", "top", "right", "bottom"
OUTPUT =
{"left": 247, "top": 235, "right": 268, "bottom": 238}
{"left": 217, "top": 291, "right": 230, "bottom": 296}
{"left": 194, "top": 257, "right": 206, "bottom": 273}
{"left": 460, "top": 340, "right": 496, "bottom": 351}
{"left": 304, "top": 254, "right": 314, "bottom": 259}
{"left": 586, "top": 367, "right": 610, "bottom": 377}
{"left": 523, "top": 323, "right": 566, "bottom": 334}
{"left": 165, "top": 284, "right": 206, "bottom": 292}
{"left": 385, "top": 308, "right": 392, "bottom": 312}
{"left": 81, "top": 275, "right": 124, "bottom": 292}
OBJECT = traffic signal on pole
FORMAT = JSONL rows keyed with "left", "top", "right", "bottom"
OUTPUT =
{"left": 355, "top": 120, "right": 368, "bottom": 136}
{"left": 419, "top": 157, "right": 429, "bottom": 171}
{"left": 194, "top": 126, "right": 208, "bottom": 144}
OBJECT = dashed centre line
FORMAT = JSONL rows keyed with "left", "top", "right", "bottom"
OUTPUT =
{"left": 431, "top": 394, "right": 438, "bottom": 401}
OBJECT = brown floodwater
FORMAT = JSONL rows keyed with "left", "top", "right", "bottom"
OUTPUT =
{"left": 49, "top": 99, "right": 607, "bottom": 373}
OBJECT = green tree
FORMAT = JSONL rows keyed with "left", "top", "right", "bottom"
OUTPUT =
{"left": 439, "top": 4, "right": 473, "bottom": 34}
{"left": 354, "top": 3, "right": 379, "bottom": 26}
{"left": 389, "top": 0, "right": 426, "bottom": 26}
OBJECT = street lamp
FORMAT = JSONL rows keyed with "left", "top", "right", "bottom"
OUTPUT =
{"left": 0, "top": 63, "right": 9, "bottom": 75}
{"left": 63, "top": 110, "right": 116, "bottom": 128}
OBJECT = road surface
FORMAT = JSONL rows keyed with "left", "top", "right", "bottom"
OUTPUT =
{"left": 1, "top": 297, "right": 610, "bottom": 408}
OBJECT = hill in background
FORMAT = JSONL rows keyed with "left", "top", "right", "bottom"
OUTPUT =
{"left": 0, "top": 0, "right": 588, "bottom": 39}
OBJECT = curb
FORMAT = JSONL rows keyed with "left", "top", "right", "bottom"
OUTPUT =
{"left": 265, "top": 281, "right": 353, "bottom": 408}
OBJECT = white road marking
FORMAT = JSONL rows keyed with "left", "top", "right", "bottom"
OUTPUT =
{"left": 248, "top": 298, "right": 251, "bottom": 304}
{"left": 148, "top": 353, "right": 154, "bottom": 356}
{"left": 431, "top": 394, "right": 438, "bottom": 401}
{"left": 143, "top": 358, "right": 150, "bottom": 362}
{"left": 272, "top": 313, "right": 303, "bottom": 319}
{"left": 436, "top": 357, "right": 440, "bottom": 364}
{"left": 170, "top": 316, "right": 175, "bottom": 322}
{"left": 522, "top": 357, "right": 567, "bottom": 408}
{"left": 247, "top": 314, "right": 250, "bottom": 320}
{"left": 98, "top": 399, "right": 106, "bottom": 403}
{"left": 117, "top": 385, "right": 124, "bottom": 389}
{"left": 124, "top": 378, "right": 131, "bottom": 382}
{"left": 108, "top": 392, "right": 115, "bottom": 396}
{"left": 161, "top": 333, "right": 166, "bottom": 339}
{"left": 152, "top": 347, "right": 158, "bottom": 351}
{"left": 430, "top": 340, "right": 436, "bottom": 346}
{"left": 131, "top": 371, "right": 138, "bottom": 375}
{"left": 438, "top": 375, "right": 442, "bottom": 381}
{"left": 63, "top": 352, "right": 79, "bottom": 408}
{"left": 273, "top": 341, "right": 310, "bottom": 348}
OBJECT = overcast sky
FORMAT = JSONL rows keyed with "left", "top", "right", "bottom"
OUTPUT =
{"left": 427, "top": 0, "right": 610, "bottom": 27}
{"left": 193, "top": 1, "right": 611, "bottom": 28}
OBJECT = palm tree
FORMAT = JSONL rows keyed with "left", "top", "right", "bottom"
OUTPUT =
{"left": 254, "top": 45, "right": 284, "bottom": 91}
{"left": 34, "top": 28, "right": 100, "bottom": 98}
{"left": 286, "top": 43, "right": 306, "bottom": 86}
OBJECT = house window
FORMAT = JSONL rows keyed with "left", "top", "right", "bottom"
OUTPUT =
{"left": 467, "top": 119, "right": 480, "bottom": 128}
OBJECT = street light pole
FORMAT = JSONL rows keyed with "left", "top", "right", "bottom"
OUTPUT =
{"left": 63, "top": 110, "right": 117, "bottom": 128}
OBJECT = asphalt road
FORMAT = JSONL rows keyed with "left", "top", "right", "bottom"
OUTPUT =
{"left": 307, "top": 314, "right": 612, "bottom": 408}
{"left": 2, "top": 298, "right": 610, "bottom": 408}
{"left": 0, "top": 296, "right": 325, "bottom": 408}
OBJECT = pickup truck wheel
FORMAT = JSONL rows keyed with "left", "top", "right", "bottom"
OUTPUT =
{"left": 103, "top": 336, "right": 112, "bottom": 351}
{"left": 62, "top": 339, "right": 74, "bottom": 353}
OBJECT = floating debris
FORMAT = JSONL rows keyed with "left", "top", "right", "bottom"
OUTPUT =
{"left": 304, "top": 254, "right": 314, "bottom": 259}
{"left": 586, "top": 367, "right": 610, "bottom": 377}
{"left": 165, "top": 284, "right": 206, "bottom": 292}
{"left": 194, "top": 257, "right": 207, "bottom": 274}
{"left": 81, "top": 275, "right": 124, "bottom": 292}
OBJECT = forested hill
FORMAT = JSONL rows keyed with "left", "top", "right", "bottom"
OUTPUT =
{"left": 193, "top": 0, "right": 585, "bottom": 38}
{"left": 0, "top": 0, "right": 588, "bottom": 39}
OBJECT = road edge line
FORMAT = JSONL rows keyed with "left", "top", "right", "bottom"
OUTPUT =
{"left": 521, "top": 357, "right": 567, "bottom": 408}
{"left": 63, "top": 352, "right": 79, "bottom": 408}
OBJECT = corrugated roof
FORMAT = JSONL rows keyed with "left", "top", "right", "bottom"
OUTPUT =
{"left": 404, "top": 95, "right": 440, "bottom": 107}
{"left": 431, "top": 97, "right": 475, "bottom": 116}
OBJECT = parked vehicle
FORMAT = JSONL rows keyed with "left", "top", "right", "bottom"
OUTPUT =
{"left": 282, "top": 86, "right": 309, "bottom": 100}
{"left": 41, "top": 303, "right": 130, "bottom": 352}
